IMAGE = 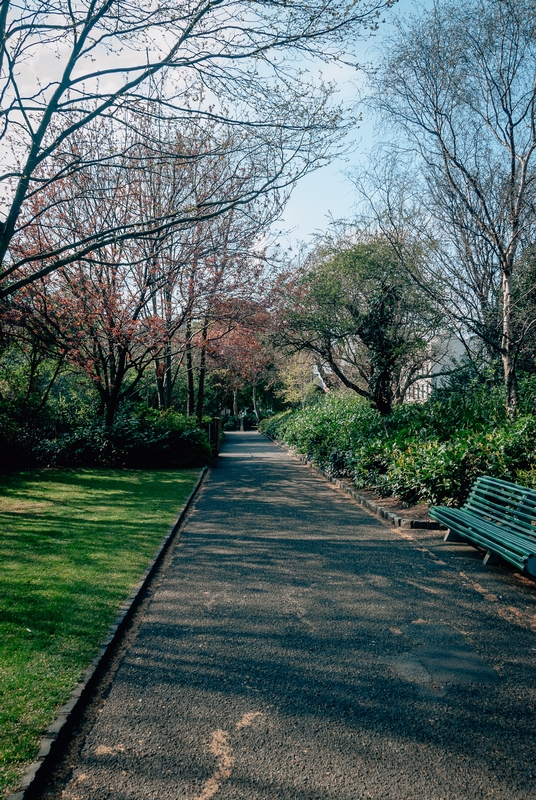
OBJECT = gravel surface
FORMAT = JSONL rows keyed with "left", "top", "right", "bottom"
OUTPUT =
{"left": 39, "top": 432, "right": 536, "bottom": 800}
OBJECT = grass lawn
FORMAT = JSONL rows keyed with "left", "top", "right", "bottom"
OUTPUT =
{"left": 0, "top": 468, "right": 201, "bottom": 798}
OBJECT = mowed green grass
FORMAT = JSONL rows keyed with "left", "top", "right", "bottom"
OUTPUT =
{"left": 0, "top": 468, "right": 201, "bottom": 798}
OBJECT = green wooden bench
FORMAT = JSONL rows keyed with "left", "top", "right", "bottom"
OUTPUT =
{"left": 429, "top": 475, "right": 536, "bottom": 577}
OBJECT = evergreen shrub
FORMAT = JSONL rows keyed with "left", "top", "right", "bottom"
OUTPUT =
{"left": 2, "top": 406, "right": 211, "bottom": 471}
{"left": 259, "top": 390, "right": 536, "bottom": 507}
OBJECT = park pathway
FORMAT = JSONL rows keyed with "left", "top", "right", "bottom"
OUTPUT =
{"left": 40, "top": 432, "right": 536, "bottom": 800}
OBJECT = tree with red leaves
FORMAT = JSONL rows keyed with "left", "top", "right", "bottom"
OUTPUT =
{"left": 9, "top": 119, "right": 281, "bottom": 424}
{"left": 0, "top": 0, "right": 394, "bottom": 299}
{"left": 206, "top": 308, "right": 274, "bottom": 420}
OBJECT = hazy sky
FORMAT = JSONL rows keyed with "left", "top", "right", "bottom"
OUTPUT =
{"left": 277, "top": 0, "right": 427, "bottom": 248}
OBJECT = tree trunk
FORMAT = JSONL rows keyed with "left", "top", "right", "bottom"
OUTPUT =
{"left": 165, "top": 344, "right": 172, "bottom": 410}
{"left": 501, "top": 269, "right": 518, "bottom": 417}
{"left": 185, "top": 315, "right": 195, "bottom": 416}
{"left": 156, "top": 342, "right": 173, "bottom": 410}
{"left": 164, "top": 284, "right": 173, "bottom": 410}
{"left": 196, "top": 347, "right": 206, "bottom": 422}
{"left": 105, "top": 399, "right": 118, "bottom": 427}
{"left": 196, "top": 319, "right": 208, "bottom": 422}
{"left": 104, "top": 349, "right": 128, "bottom": 426}
{"left": 155, "top": 359, "right": 166, "bottom": 409}
{"left": 370, "top": 364, "right": 394, "bottom": 416}
{"left": 252, "top": 377, "right": 259, "bottom": 421}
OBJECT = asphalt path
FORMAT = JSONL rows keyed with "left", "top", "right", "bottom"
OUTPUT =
{"left": 40, "top": 431, "right": 536, "bottom": 800}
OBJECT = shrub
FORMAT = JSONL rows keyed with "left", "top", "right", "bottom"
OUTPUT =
{"left": 259, "top": 410, "right": 294, "bottom": 438}
{"left": 260, "top": 391, "right": 536, "bottom": 507}
{"left": 34, "top": 408, "right": 212, "bottom": 469}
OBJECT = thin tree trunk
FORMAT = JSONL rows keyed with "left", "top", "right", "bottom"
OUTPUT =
{"left": 155, "top": 360, "right": 166, "bottom": 409}
{"left": 36, "top": 355, "right": 65, "bottom": 412}
{"left": 196, "top": 318, "right": 209, "bottom": 422}
{"left": 185, "top": 317, "right": 195, "bottom": 416}
{"left": 164, "top": 284, "right": 173, "bottom": 410}
{"left": 165, "top": 343, "right": 172, "bottom": 410}
{"left": 196, "top": 344, "right": 206, "bottom": 422}
{"left": 501, "top": 268, "right": 518, "bottom": 417}
{"left": 104, "top": 348, "right": 128, "bottom": 426}
{"left": 252, "top": 377, "right": 259, "bottom": 421}
{"left": 152, "top": 278, "right": 165, "bottom": 409}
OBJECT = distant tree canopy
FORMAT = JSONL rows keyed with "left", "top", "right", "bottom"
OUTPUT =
{"left": 278, "top": 238, "right": 445, "bottom": 415}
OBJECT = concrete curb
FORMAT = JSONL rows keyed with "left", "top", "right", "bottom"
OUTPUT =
{"left": 7, "top": 466, "right": 208, "bottom": 800}
{"left": 263, "top": 434, "right": 445, "bottom": 531}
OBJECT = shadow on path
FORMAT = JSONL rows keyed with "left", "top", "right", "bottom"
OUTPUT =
{"left": 41, "top": 432, "right": 536, "bottom": 800}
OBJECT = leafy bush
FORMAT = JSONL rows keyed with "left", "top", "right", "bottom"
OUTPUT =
{"left": 385, "top": 418, "right": 536, "bottom": 506}
{"left": 0, "top": 396, "right": 56, "bottom": 471}
{"left": 0, "top": 405, "right": 211, "bottom": 472}
{"left": 260, "top": 390, "right": 536, "bottom": 507}
{"left": 259, "top": 410, "right": 294, "bottom": 438}
{"left": 35, "top": 407, "right": 211, "bottom": 469}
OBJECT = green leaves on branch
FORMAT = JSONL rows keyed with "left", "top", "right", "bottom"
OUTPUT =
{"left": 279, "top": 238, "right": 444, "bottom": 416}
{"left": 260, "top": 388, "right": 536, "bottom": 507}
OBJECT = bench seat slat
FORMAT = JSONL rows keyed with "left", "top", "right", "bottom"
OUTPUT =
{"left": 429, "top": 510, "right": 528, "bottom": 572}
{"left": 465, "top": 488, "right": 536, "bottom": 534}
{"left": 431, "top": 507, "right": 536, "bottom": 555}
{"left": 474, "top": 475, "right": 536, "bottom": 494}
{"left": 431, "top": 512, "right": 525, "bottom": 563}
{"left": 463, "top": 497, "right": 536, "bottom": 537}
{"left": 469, "top": 481, "right": 536, "bottom": 506}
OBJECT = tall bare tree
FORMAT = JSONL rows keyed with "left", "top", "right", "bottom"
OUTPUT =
{"left": 370, "top": 0, "right": 536, "bottom": 414}
{"left": 351, "top": 153, "right": 501, "bottom": 371}
{"left": 10, "top": 115, "right": 282, "bottom": 423}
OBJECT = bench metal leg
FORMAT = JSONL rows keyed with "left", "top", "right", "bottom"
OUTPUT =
{"left": 444, "top": 529, "right": 466, "bottom": 542}
{"left": 483, "top": 550, "right": 502, "bottom": 566}
{"left": 524, "top": 554, "right": 536, "bottom": 577}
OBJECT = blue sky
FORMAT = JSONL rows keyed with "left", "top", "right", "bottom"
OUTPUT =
{"left": 277, "top": 0, "right": 428, "bottom": 248}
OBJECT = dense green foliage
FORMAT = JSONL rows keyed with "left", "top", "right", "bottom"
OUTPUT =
{"left": 278, "top": 239, "right": 443, "bottom": 415}
{"left": 260, "top": 385, "right": 536, "bottom": 506}
{"left": 0, "top": 401, "right": 211, "bottom": 471}
{"left": 37, "top": 407, "right": 212, "bottom": 469}
{"left": 0, "top": 340, "right": 269, "bottom": 472}
{"left": 0, "top": 468, "right": 201, "bottom": 797}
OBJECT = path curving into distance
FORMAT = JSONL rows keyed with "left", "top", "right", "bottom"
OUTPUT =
{"left": 40, "top": 431, "right": 536, "bottom": 800}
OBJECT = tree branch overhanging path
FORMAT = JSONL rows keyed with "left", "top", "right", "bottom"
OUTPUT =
{"left": 0, "top": 0, "right": 395, "bottom": 299}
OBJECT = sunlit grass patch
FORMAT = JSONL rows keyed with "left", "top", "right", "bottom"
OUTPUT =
{"left": 0, "top": 468, "right": 200, "bottom": 797}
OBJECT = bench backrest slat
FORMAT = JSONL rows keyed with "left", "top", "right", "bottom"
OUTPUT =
{"left": 466, "top": 492, "right": 536, "bottom": 528}
{"left": 463, "top": 477, "right": 536, "bottom": 540}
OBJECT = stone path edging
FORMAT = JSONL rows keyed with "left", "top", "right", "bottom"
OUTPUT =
{"left": 263, "top": 434, "right": 444, "bottom": 531}
{"left": 8, "top": 466, "right": 208, "bottom": 800}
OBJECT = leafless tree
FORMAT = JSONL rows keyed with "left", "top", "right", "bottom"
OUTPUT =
{"left": 369, "top": 0, "right": 536, "bottom": 414}
{"left": 10, "top": 114, "right": 283, "bottom": 423}
{"left": 351, "top": 153, "right": 500, "bottom": 371}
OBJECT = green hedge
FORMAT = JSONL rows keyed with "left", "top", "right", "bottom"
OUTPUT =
{"left": 259, "top": 393, "right": 536, "bottom": 506}
{"left": 2, "top": 407, "right": 211, "bottom": 471}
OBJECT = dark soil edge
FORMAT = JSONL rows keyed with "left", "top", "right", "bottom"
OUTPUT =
{"left": 262, "top": 434, "right": 445, "bottom": 531}
{"left": 7, "top": 466, "right": 208, "bottom": 800}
